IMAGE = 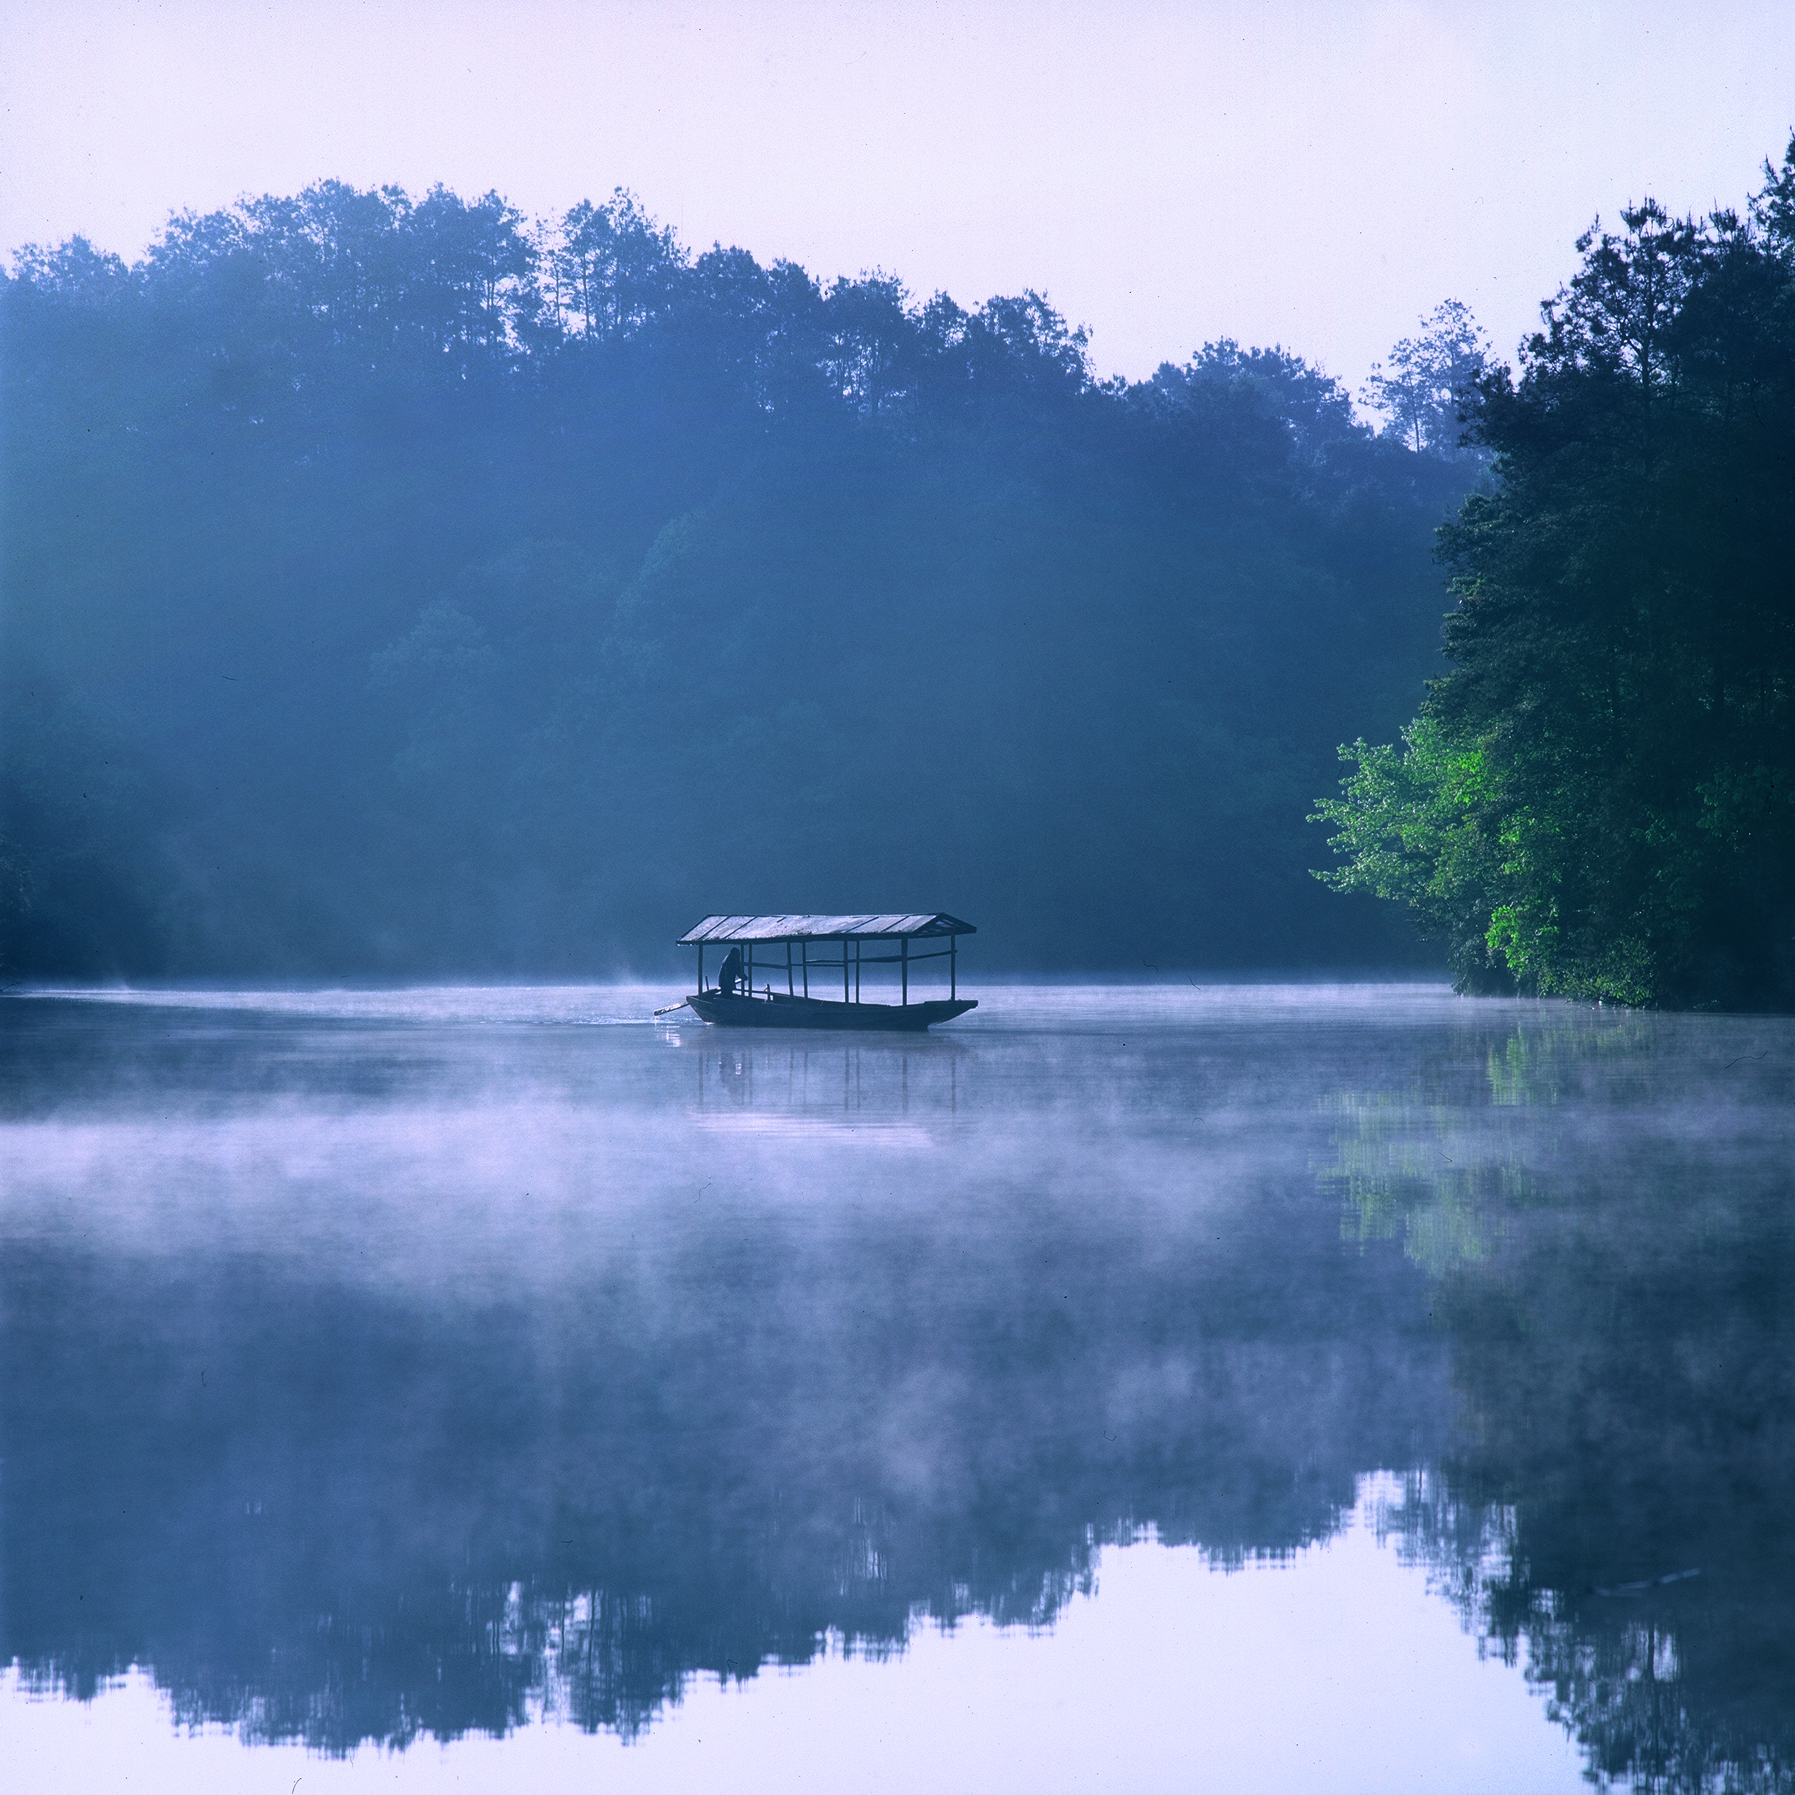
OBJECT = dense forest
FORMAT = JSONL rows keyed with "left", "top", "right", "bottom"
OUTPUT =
{"left": 1318, "top": 144, "right": 1795, "bottom": 1009}
{"left": 1, "top": 181, "right": 1480, "bottom": 978}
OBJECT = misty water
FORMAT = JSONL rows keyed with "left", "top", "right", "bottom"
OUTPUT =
{"left": 3, "top": 984, "right": 1793, "bottom": 1793}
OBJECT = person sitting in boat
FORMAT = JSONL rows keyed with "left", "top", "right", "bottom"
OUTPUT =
{"left": 717, "top": 946, "right": 744, "bottom": 996}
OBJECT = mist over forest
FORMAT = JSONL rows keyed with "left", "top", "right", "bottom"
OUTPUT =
{"left": 1, "top": 181, "right": 1483, "bottom": 980}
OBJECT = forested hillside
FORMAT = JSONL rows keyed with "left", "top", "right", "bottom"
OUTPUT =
{"left": 1318, "top": 145, "right": 1795, "bottom": 1009}
{"left": 2, "top": 183, "right": 1477, "bottom": 977}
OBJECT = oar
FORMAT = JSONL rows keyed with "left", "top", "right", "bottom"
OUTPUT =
{"left": 653, "top": 1000, "right": 692, "bottom": 1017}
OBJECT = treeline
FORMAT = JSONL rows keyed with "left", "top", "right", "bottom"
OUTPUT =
{"left": 1318, "top": 144, "right": 1795, "bottom": 1008}
{"left": 1, "top": 182, "right": 1479, "bottom": 977}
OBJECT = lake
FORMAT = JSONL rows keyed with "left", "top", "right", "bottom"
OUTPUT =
{"left": 3, "top": 983, "right": 1792, "bottom": 1793}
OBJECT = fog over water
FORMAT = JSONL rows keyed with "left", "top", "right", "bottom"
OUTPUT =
{"left": 3, "top": 985, "right": 1794, "bottom": 1791}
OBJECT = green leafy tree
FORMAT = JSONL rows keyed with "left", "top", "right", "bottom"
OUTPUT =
{"left": 1313, "top": 719, "right": 1516, "bottom": 992}
{"left": 1317, "top": 144, "right": 1795, "bottom": 1006}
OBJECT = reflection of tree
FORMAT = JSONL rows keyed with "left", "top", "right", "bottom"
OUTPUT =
{"left": 0, "top": 1157, "right": 1445, "bottom": 1753}
{"left": 1324, "top": 1015, "right": 1665, "bottom": 1273}
{"left": 1328, "top": 1014, "right": 1795, "bottom": 1790}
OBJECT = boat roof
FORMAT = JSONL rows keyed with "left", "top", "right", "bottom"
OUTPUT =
{"left": 679, "top": 913, "right": 976, "bottom": 944}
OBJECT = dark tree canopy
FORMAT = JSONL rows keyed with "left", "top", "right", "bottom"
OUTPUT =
{"left": 1, "top": 182, "right": 1476, "bottom": 978}
{"left": 1318, "top": 143, "right": 1795, "bottom": 1008}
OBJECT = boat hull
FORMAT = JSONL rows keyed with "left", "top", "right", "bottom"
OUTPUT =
{"left": 683, "top": 992, "right": 976, "bottom": 1032}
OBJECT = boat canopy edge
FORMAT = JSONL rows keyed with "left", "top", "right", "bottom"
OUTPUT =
{"left": 677, "top": 913, "right": 976, "bottom": 944}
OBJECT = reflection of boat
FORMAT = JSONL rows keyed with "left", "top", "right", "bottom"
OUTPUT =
{"left": 676, "top": 914, "right": 977, "bottom": 1031}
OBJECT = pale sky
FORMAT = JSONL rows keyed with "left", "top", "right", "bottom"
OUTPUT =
{"left": 3, "top": 0, "right": 1792, "bottom": 391}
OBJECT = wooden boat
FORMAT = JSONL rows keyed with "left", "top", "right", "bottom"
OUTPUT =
{"left": 674, "top": 914, "right": 977, "bottom": 1032}
{"left": 685, "top": 990, "right": 974, "bottom": 1031}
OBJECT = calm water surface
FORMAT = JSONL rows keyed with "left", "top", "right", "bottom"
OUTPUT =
{"left": 3, "top": 983, "right": 1793, "bottom": 1793}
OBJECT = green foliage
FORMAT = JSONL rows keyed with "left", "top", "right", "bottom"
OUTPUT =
{"left": 1312, "top": 720, "right": 1515, "bottom": 992}
{"left": 1317, "top": 143, "right": 1795, "bottom": 1008}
